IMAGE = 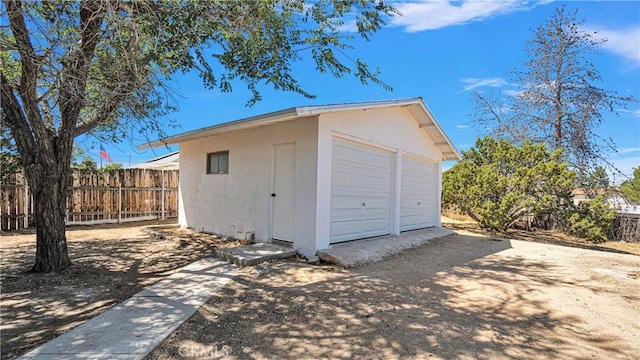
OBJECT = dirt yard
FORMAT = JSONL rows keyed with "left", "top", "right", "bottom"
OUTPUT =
{"left": 0, "top": 221, "right": 244, "bottom": 359}
{"left": 147, "top": 233, "right": 640, "bottom": 360}
{"left": 442, "top": 218, "right": 640, "bottom": 256}
{"left": 2, "top": 221, "right": 639, "bottom": 360}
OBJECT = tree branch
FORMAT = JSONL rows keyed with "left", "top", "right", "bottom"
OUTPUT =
{"left": 74, "top": 93, "right": 128, "bottom": 136}
{"left": 4, "top": 0, "right": 50, "bottom": 154}
{"left": 1, "top": 73, "right": 36, "bottom": 166}
{"left": 58, "top": 0, "right": 106, "bottom": 141}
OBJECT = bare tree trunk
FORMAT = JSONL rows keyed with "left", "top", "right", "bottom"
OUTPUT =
{"left": 27, "top": 158, "right": 73, "bottom": 272}
{"left": 555, "top": 113, "right": 563, "bottom": 151}
{"left": 31, "top": 184, "right": 72, "bottom": 272}
{"left": 2, "top": 1, "right": 106, "bottom": 273}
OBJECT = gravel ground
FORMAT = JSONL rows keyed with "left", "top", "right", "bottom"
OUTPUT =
{"left": 147, "top": 232, "right": 640, "bottom": 360}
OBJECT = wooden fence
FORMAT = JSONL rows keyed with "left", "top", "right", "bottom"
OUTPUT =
{"left": 1, "top": 169, "right": 179, "bottom": 231}
{"left": 608, "top": 213, "right": 640, "bottom": 243}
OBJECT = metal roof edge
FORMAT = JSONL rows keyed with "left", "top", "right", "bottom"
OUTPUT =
{"left": 296, "top": 97, "right": 423, "bottom": 116}
{"left": 137, "top": 98, "right": 459, "bottom": 158}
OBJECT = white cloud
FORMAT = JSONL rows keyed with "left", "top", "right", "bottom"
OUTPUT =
{"left": 614, "top": 108, "right": 640, "bottom": 118}
{"left": 586, "top": 26, "right": 640, "bottom": 64}
{"left": 503, "top": 88, "right": 523, "bottom": 97}
{"left": 607, "top": 148, "right": 640, "bottom": 183}
{"left": 456, "top": 124, "right": 470, "bottom": 128}
{"left": 391, "top": 0, "right": 552, "bottom": 32}
{"left": 460, "top": 77, "right": 508, "bottom": 92}
{"left": 618, "top": 147, "right": 640, "bottom": 155}
{"left": 608, "top": 155, "right": 640, "bottom": 182}
{"left": 336, "top": 20, "right": 358, "bottom": 33}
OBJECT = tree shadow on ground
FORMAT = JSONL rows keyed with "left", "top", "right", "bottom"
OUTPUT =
{"left": 148, "top": 234, "right": 633, "bottom": 360}
{"left": 0, "top": 227, "right": 218, "bottom": 359}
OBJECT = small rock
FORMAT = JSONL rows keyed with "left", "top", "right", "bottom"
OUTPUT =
{"left": 307, "top": 255, "right": 320, "bottom": 265}
{"left": 252, "top": 266, "right": 269, "bottom": 276}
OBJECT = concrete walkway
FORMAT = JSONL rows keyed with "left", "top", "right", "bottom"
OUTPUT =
{"left": 215, "top": 243, "right": 297, "bottom": 267}
{"left": 21, "top": 258, "right": 239, "bottom": 360}
{"left": 318, "top": 227, "right": 455, "bottom": 267}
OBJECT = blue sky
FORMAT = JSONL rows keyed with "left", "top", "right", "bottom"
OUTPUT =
{"left": 86, "top": 0, "right": 639, "bottom": 183}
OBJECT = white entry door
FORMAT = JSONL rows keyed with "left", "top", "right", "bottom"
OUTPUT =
{"left": 271, "top": 142, "right": 296, "bottom": 241}
{"left": 330, "top": 138, "right": 393, "bottom": 243}
{"left": 400, "top": 156, "right": 437, "bottom": 231}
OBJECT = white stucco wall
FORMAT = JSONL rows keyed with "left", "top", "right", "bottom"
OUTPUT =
{"left": 315, "top": 107, "right": 444, "bottom": 250}
{"left": 178, "top": 105, "right": 447, "bottom": 257}
{"left": 178, "top": 116, "right": 319, "bottom": 256}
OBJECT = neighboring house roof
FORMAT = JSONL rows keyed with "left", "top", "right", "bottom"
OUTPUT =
{"left": 139, "top": 98, "right": 461, "bottom": 161}
{"left": 571, "top": 188, "right": 625, "bottom": 198}
{"left": 571, "top": 188, "right": 607, "bottom": 198}
{"left": 128, "top": 151, "right": 179, "bottom": 170}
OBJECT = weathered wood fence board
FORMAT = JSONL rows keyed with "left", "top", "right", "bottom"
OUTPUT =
{"left": 608, "top": 213, "right": 640, "bottom": 243}
{"left": 1, "top": 169, "right": 178, "bottom": 231}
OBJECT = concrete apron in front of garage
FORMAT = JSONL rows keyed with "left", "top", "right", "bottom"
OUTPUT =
{"left": 216, "top": 227, "right": 455, "bottom": 268}
{"left": 318, "top": 227, "right": 455, "bottom": 267}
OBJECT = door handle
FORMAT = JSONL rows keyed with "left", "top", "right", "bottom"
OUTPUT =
{"left": 362, "top": 202, "right": 366, "bottom": 207}
{"left": 271, "top": 193, "right": 276, "bottom": 197}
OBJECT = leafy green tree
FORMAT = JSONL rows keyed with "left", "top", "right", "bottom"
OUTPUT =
{"left": 567, "top": 195, "right": 616, "bottom": 243}
{"left": 70, "top": 156, "right": 98, "bottom": 172}
{"left": 472, "top": 5, "right": 636, "bottom": 183}
{"left": 100, "top": 162, "right": 123, "bottom": 172}
{"left": 443, "top": 137, "right": 575, "bottom": 231}
{"left": 620, "top": 167, "right": 640, "bottom": 204}
{"left": 0, "top": 0, "right": 395, "bottom": 272}
{"left": 579, "top": 165, "right": 611, "bottom": 197}
{"left": 586, "top": 166, "right": 610, "bottom": 189}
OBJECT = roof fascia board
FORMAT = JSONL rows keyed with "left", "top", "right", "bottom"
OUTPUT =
{"left": 138, "top": 98, "right": 460, "bottom": 161}
{"left": 138, "top": 107, "right": 299, "bottom": 149}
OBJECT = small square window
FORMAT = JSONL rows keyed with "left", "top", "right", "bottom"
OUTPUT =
{"left": 207, "top": 151, "right": 229, "bottom": 174}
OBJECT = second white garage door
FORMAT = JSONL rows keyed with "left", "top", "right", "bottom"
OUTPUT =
{"left": 330, "top": 139, "right": 394, "bottom": 243}
{"left": 400, "top": 156, "right": 438, "bottom": 231}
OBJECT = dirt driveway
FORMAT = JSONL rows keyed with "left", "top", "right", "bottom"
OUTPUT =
{"left": 148, "top": 232, "right": 640, "bottom": 360}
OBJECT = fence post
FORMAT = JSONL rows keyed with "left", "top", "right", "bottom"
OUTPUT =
{"left": 117, "top": 183, "right": 122, "bottom": 223}
{"left": 23, "top": 179, "right": 29, "bottom": 229}
{"left": 161, "top": 170, "right": 165, "bottom": 219}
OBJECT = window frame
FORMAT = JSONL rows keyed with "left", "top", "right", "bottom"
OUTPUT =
{"left": 206, "top": 151, "right": 229, "bottom": 174}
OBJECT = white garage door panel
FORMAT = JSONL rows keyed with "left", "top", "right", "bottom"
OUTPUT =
{"left": 331, "top": 139, "right": 393, "bottom": 243}
{"left": 400, "top": 156, "right": 437, "bottom": 232}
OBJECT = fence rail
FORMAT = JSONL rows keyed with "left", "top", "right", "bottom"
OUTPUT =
{"left": 1, "top": 169, "right": 179, "bottom": 231}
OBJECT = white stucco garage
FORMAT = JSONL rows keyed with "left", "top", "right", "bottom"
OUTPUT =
{"left": 143, "top": 98, "right": 460, "bottom": 257}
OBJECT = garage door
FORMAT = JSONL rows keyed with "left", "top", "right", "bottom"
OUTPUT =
{"left": 400, "top": 156, "right": 437, "bottom": 231}
{"left": 330, "top": 139, "right": 393, "bottom": 243}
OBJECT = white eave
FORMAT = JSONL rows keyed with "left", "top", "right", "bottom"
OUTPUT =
{"left": 139, "top": 97, "right": 461, "bottom": 161}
